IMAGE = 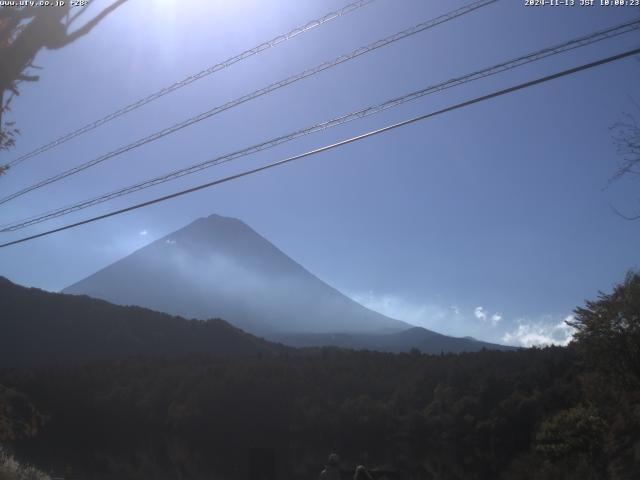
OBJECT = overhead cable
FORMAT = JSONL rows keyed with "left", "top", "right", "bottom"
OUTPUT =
{"left": 0, "top": 0, "right": 498, "bottom": 206}
{"left": 2, "top": 0, "right": 378, "bottom": 169}
{"left": 1, "top": 45, "right": 638, "bottom": 249}
{"left": 2, "top": 17, "right": 638, "bottom": 232}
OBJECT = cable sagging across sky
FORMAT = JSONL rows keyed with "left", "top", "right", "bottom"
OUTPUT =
{"left": 0, "top": 0, "right": 498, "bottom": 207}
{"left": 1, "top": 46, "right": 638, "bottom": 249}
{"left": 2, "top": 17, "right": 638, "bottom": 232}
{"left": 2, "top": 0, "right": 378, "bottom": 169}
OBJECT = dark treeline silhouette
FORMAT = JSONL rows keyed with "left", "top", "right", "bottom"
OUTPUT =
{"left": 1, "top": 347, "right": 577, "bottom": 479}
{"left": 0, "top": 346, "right": 637, "bottom": 479}
{"left": 0, "top": 273, "right": 508, "bottom": 366}
{"left": 0, "top": 276, "right": 287, "bottom": 365}
{"left": 0, "top": 274, "right": 638, "bottom": 479}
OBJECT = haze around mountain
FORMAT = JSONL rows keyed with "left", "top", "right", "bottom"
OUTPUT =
{"left": 63, "top": 214, "right": 412, "bottom": 336}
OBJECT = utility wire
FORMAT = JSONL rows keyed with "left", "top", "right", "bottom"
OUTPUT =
{"left": 0, "top": 0, "right": 497, "bottom": 207}
{"left": 2, "top": 18, "right": 638, "bottom": 232}
{"left": 2, "top": 0, "right": 377, "bottom": 169}
{"left": 1, "top": 46, "right": 638, "bottom": 249}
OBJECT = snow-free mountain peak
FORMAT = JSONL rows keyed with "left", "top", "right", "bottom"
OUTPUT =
{"left": 63, "top": 214, "right": 411, "bottom": 336}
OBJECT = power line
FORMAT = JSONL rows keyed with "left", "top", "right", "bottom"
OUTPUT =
{"left": 0, "top": 0, "right": 498, "bottom": 207}
{"left": 2, "top": 0, "right": 377, "bottom": 169}
{"left": 1, "top": 46, "right": 638, "bottom": 250}
{"left": 2, "top": 17, "right": 638, "bottom": 233}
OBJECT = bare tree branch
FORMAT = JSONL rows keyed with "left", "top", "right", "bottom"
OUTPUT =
{"left": 0, "top": 1, "right": 129, "bottom": 153}
{"left": 610, "top": 112, "right": 640, "bottom": 181}
{"left": 60, "top": 0, "right": 128, "bottom": 47}
{"left": 610, "top": 203, "right": 640, "bottom": 221}
{"left": 609, "top": 98, "right": 640, "bottom": 219}
{"left": 66, "top": 3, "right": 93, "bottom": 28}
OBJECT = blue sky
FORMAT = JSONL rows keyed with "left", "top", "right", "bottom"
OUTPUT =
{"left": 0, "top": 0, "right": 639, "bottom": 346}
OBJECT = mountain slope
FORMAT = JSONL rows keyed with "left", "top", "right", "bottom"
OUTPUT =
{"left": 63, "top": 214, "right": 410, "bottom": 336}
{"left": 0, "top": 276, "right": 286, "bottom": 366}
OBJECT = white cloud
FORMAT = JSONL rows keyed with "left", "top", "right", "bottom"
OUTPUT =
{"left": 474, "top": 307, "right": 502, "bottom": 327}
{"left": 349, "top": 291, "right": 464, "bottom": 332}
{"left": 166, "top": 239, "right": 176, "bottom": 245}
{"left": 350, "top": 291, "right": 569, "bottom": 346}
{"left": 351, "top": 291, "right": 440, "bottom": 325}
{"left": 139, "top": 230, "right": 148, "bottom": 236}
{"left": 502, "top": 315, "right": 576, "bottom": 348}
{"left": 348, "top": 291, "right": 490, "bottom": 338}
{"left": 474, "top": 306, "right": 487, "bottom": 321}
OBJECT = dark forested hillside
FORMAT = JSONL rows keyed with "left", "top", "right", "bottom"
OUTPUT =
{"left": 0, "top": 345, "right": 636, "bottom": 480}
{"left": 0, "top": 276, "right": 286, "bottom": 365}
{"left": 2, "top": 348, "right": 578, "bottom": 478}
{"left": 0, "top": 274, "right": 638, "bottom": 480}
{"left": 1, "top": 275, "right": 511, "bottom": 359}
{"left": 0, "top": 384, "right": 42, "bottom": 443}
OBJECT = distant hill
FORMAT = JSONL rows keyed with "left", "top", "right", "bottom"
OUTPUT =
{"left": 60, "top": 214, "right": 516, "bottom": 353}
{"left": 270, "top": 327, "right": 517, "bottom": 354}
{"left": 63, "top": 214, "right": 410, "bottom": 336}
{"left": 0, "top": 276, "right": 286, "bottom": 366}
{"left": 0, "top": 274, "right": 512, "bottom": 365}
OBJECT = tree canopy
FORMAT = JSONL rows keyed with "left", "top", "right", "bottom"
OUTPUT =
{"left": 0, "top": 1, "right": 128, "bottom": 162}
{"left": 569, "top": 271, "right": 640, "bottom": 386}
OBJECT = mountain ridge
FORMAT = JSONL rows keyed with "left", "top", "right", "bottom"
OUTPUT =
{"left": 63, "top": 214, "right": 412, "bottom": 336}
{"left": 1, "top": 275, "right": 514, "bottom": 360}
{"left": 269, "top": 326, "right": 516, "bottom": 353}
{"left": 0, "top": 275, "right": 288, "bottom": 366}
{"left": 60, "top": 214, "right": 514, "bottom": 352}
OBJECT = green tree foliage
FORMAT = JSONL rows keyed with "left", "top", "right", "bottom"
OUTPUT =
{"left": 535, "top": 405, "right": 606, "bottom": 461}
{"left": 0, "top": 388, "right": 47, "bottom": 480}
{"left": 569, "top": 271, "right": 640, "bottom": 387}
{"left": 0, "top": 385, "right": 42, "bottom": 443}
{"left": 0, "top": 446, "right": 50, "bottom": 480}
{"left": 0, "top": 274, "right": 639, "bottom": 478}
{"left": 0, "top": 348, "right": 583, "bottom": 480}
{"left": 566, "top": 272, "right": 640, "bottom": 479}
